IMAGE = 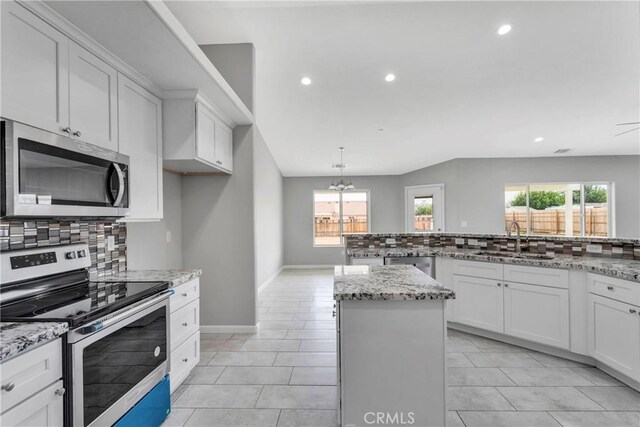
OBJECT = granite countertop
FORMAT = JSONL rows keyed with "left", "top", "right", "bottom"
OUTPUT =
{"left": 95, "top": 269, "right": 202, "bottom": 288}
{"left": 0, "top": 322, "right": 68, "bottom": 363}
{"left": 347, "top": 248, "right": 640, "bottom": 283}
{"left": 334, "top": 265, "right": 456, "bottom": 301}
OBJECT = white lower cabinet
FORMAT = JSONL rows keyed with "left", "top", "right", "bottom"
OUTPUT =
{"left": 0, "top": 338, "right": 64, "bottom": 427}
{"left": 169, "top": 278, "right": 201, "bottom": 393}
{"left": 504, "top": 282, "right": 570, "bottom": 349}
{"left": 0, "top": 380, "right": 64, "bottom": 427}
{"left": 588, "top": 293, "right": 640, "bottom": 381}
{"left": 452, "top": 275, "right": 504, "bottom": 333}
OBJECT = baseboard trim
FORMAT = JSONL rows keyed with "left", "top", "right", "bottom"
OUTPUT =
{"left": 201, "top": 324, "right": 258, "bottom": 334}
{"left": 283, "top": 264, "right": 336, "bottom": 269}
{"left": 258, "top": 266, "right": 284, "bottom": 294}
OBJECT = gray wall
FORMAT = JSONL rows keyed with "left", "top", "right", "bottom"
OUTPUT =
{"left": 126, "top": 171, "right": 183, "bottom": 269}
{"left": 284, "top": 155, "right": 640, "bottom": 265}
{"left": 402, "top": 156, "right": 640, "bottom": 237}
{"left": 200, "top": 43, "right": 255, "bottom": 113}
{"left": 254, "top": 128, "right": 284, "bottom": 287}
{"left": 283, "top": 175, "right": 403, "bottom": 266}
{"left": 182, "top": 125, "right": 257, "bottom": 327}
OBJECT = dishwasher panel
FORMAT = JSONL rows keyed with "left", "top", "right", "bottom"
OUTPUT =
{"left": 384, "top": 256, "right": 435, "bottom": 278}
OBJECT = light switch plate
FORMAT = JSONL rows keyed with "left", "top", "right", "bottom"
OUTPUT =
{"left": 586, "top": 244, "right": 603, "bottom": 254}
{"left": 461, "top": 221, "right": 468, "bottom": 228}
{"left": 166, "top": 231, "right": 172, "bottom": 242}
{"left": 455, "top": 238, "right": 465, "bottom": 245}
{"left": 107, "top": 236, "right": 116, "bottom": 251}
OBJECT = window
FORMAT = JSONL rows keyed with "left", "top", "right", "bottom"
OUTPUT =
{"left": 504, "top": 183, "right": 611, "bottom": 237}
{"left": 314, "top": 190, "right": 369, "bottom": 246}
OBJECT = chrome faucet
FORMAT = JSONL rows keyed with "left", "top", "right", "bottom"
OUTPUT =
{"left": 507, "top": 221, "right": 522, "bottom": 253}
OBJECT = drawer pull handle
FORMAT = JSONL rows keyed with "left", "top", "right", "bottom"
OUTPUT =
{"left": 182, "top": 322, "right": 188, "bottom": 327}
{"left": 55, "top": 388, "right": 65, "bottom": 397}
{"left": 62, "top": 127, "right": 71, "bottom": 134}
{"left": 332, "top": 310, "right": 336, "bottom": 318}
{"left": 72, "top": 130, "right": 81, "bottom": 137}
{"left": 182, "top": 358, "right": 188, "bottom": 363}
{"left": 630, "top": 309, "right": 637, "bottom": 314}
{"left": 2, "top": 382, "right": 15, "bottom": 392}
{"left": 182, "top": 293, "right": 188, "bottom": 297}
{"left": 607, "top": 286, "right": 614, "bottom": 291}
{"left": 504, "top": 283, "right": 509, "bottom": 288}
{"left": 497, "top": 283, "right": 502, "bottom": 287}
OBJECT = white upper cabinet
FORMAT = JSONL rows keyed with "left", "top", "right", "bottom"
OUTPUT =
{"left": 214, "top": 120, "right": 233, "bottom": 172}
{"left": 69, "top": 41, "right": 118, "bottom": 150}
{"left": 164, "top": 90, "right": 234, "bottom": 174}
{"left": 1, "top": 2, "right": 118, "bottom": 151}
{"left": 195, "top": 101, "right": 217, "bottom": 165}
{"left": 0, "top": 1, "right": 69, "bottom": 134}
{"left": 117, "top": 74, "right": 163, "bottom": 221}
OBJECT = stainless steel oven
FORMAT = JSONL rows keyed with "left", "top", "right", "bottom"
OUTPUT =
{"left": 67, "top": 292, "right": 170, "bottom": 427}
{"left": 1, "top": 119, "right": 130, "bottom": 217}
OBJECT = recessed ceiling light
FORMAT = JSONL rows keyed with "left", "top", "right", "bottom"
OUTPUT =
{"left": 301, "top": 77, "right": 312, "bottom": 86}
{"left": 534, "top": 137, "right": 544, "bottom": 142}
{"left": 385, "top": 73, "right": 396, "bottom": 82}
{"left": 497, "top": 24, "right": 512, "bottom": 36}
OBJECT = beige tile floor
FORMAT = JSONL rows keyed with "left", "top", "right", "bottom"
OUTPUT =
{"left": 164, "top": 268, "right": 640, "bottom": 427}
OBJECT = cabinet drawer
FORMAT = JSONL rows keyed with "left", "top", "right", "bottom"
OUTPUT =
{"left": 170, "top": 331, "right": 200, "bottom": 393}
{"left": 170, "top": 279, "right": 200, "bottom": 313}
{"left": 1, "top": 339, "right": 62, "bottom": 413}
{"left": 0, "top": 380, "right": 64, "bottom": 426}
{"left": 170, "top": 299, "right": 200, "bottom": 350}
{"left": 453, "top": 260, "right": 503, "bottom": 280}
{"left": 589, "top": 274, "right": 640, "bottom": 306}
{"left": 504, "top": 265, "right": 569, "bottom": 289}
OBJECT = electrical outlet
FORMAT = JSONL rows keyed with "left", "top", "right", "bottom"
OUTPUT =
{"left": 106, "top": 236, "right": 116, "bottom": 251}
{"left": 385, "top": 238, "right": 396, "bottom": 245}
{"left": 455, "top": 238, "right": 465, "bottom": 245}
{"left": 461, "top": 221, "right": 468, "bottom": 228}
{"left": 468, "top": 239, "right": 478, "bottom": 246}
{"left": 166, "top": 231, "right": 172, "bottom": 242}
{"left": 586, "top": 244, "right": 603, "bottom": 254}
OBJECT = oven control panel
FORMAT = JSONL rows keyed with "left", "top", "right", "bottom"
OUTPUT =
{"left": 1, "top": 243, "right": 91, "bottom": 285}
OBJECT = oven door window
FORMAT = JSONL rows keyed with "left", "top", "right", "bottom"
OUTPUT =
{"left": 18, "top": 138, "right": 128, "bottom": 207}
{"left": 82, "top": 307, "right": 166, "bottom": 426}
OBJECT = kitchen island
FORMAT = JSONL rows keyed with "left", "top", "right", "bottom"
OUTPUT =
{"left": 334, "top": 265, "right": 455, "bottom": 427}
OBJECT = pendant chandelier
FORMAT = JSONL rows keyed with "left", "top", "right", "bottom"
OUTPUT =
{"left": 328, "top": 147, "right": 355, "bottom": 192}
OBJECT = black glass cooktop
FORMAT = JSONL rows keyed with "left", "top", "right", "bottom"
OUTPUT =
{"left": 0, "top": 275, "right": 169, "bottom": 328}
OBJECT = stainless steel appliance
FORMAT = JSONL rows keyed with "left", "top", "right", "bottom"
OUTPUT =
{"left": 1, "top": 119, "right": 130, "bottom": 217}
{"left": 384, "top": 256, "right": 435, "bottom": 277}
{"left": 0, "top": 243, "right": 171, "bottom": 427}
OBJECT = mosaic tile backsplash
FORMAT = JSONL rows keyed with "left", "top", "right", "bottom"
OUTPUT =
{"left": 0, "top": 220, "right": 127, "bottom": 279}
{"left": 344, "top": 233, "right": 640, "bottom": 261}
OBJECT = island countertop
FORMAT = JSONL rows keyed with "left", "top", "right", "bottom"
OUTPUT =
{"left": 334, "top": 265, "right": 455, "bottom": 301}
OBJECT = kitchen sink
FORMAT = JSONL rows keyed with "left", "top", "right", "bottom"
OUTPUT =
{"left": 472, "top": 250, "right": 555, "bottom": 260}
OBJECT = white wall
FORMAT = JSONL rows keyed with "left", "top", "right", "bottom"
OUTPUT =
{"left": 283, "top": 175, "right": 403, "bottom": 266}
{"left": 181, "top": 125, "right": 258, "bottom": 327}
{"left": 254, "top": 128, "right": 284, "bottom": 288}
{"left": 126, "top": 171, "right": 183, "bottom": 269}
{"left": 402, "top": 156, "right": 640, "bottom": 237}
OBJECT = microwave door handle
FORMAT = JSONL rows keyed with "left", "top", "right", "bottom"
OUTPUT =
{"left": 106, "top": 163, "right": 125, "bottom": 207}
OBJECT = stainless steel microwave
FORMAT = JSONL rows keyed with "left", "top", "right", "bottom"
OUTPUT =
{"left": 1, "top": 120, "right": 130, "bottom": 217}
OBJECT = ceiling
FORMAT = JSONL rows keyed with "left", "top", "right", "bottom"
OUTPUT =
{"left": 166, "top": 1, "right": 640, "bottom": 177}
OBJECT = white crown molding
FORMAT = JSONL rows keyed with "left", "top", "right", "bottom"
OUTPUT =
{"left": 18, "top": 0, "right": 164, "bottom": 99}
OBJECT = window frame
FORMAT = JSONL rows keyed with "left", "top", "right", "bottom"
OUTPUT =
{"left": 313, "top": 189, "right": 371, "bottom": 247}
{"left": 504, "top": 181, "right": 614, "bottom": 238}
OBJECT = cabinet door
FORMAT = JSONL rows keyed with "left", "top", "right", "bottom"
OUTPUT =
{"left": 69, "top": 41, "right": 118, "bottom": 150}
{"left": 117, "top": 74, "right": 163, "bottom": 221}
{"left": 0, "top": 1, "right": 69, "bottom": 134}
{"left": 588, "top": 294, "right": 640, "bottom": 380}
{"left": 195, "top": 102, "right": 216, "bottom": 165}
{"left": 0, "top": 380, "right": 64, "bottom": 427}
{"left": 214, "top": 121, "right": 233, "bottom": 172}
{"left": 452, "top": 275, "right": 504, "bottom": 333}
{"left": 504, "top": 282, "right": 570, "bottom": 349}
{"left": 170, "top": 331, "right": 200, "bottom": 394}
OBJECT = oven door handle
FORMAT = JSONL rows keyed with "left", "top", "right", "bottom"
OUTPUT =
{"left": 78, "top": 290, "right": 173, "bottom": 335}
